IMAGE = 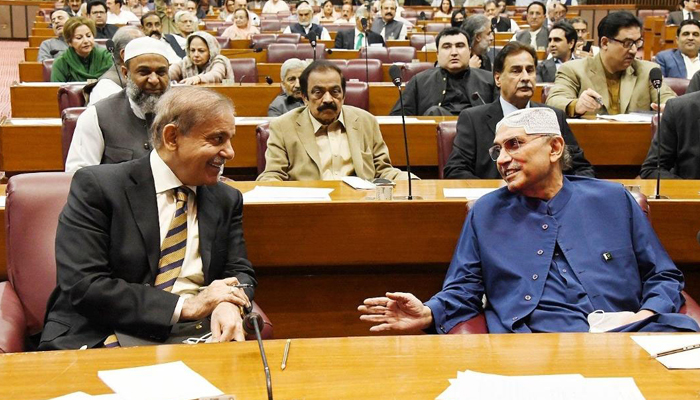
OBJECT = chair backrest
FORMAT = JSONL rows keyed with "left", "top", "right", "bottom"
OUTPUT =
{"left": 665, "top": 77, "right": 689, "bottom": 96}
{"left": 436, "top": 121, "right": 457, "bottom": 179}
{"left": 229, "top": 58, "right": 258, "bottom": 83}
{"left": 251, "top": 33, "right": 278, "bottom": 49}
{"left": 260, "top": 19, "right": 281, "bottom": 32}
{"left": 295, "top": 43, "right": 326, "bottom": 60}
{"left": 267, "top": 43, "right": 301, "bottom": 62}
{"left": 409, "top": 34, "right": 435, "bottom": 50}
{"left": 346, "top": 58, "right": 382, "bottom": 82}
{"left": 324, "top": 23, "right": 354, "bottom": 32}
{"left": 359, "top": 46, "right": 390, "bottom": 63}
{"left": 42, "top": 59, "right": 54, "bottom": 82}
{"left": 424, "top": 22, "right": 449, "bottom": 32}
{"left": 6, "top": 172, "right": 74, "bottom": 337}
{"left": 448, "top": 314, "right": 488, "bottom": 334}
{"left": 205, "top": 21, "right": 225, "bottom": 30}
{"left": 216, "top": 36, "right": 231, "bottom": 49}
{"left": 256, "top": 122, "right": 271, "bottom": 175}
{"left": 276, "top": 33, "right": 301, "bottom": 43}
{"left": 57, "top": 84, "right": 86, "bottom": 116}
{"left": 344, "top": 80, "right": 369, "bottom": 110}
{"left": 328, "top": 59, "right": 348, "bottom": 75}
{"left": 61, "top": 107, "right": 86, "bottom": 166}
{"left": 388, "top": 46, "right": 417, "bottom": 63}
{"left": 400, "top": 62, "right": 433, "bottom": 83}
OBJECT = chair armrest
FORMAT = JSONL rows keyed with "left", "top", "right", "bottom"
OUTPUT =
{"left": 447, "top": 314, "right": 488, "bottom": 334}
{"left": 244, "top": 301, "right": 273, "bottom": 340}
{"left": 0, "top": 282, "right": 27, "bottom": 353}
{"left": 680, "top": 291, "right": 700, "bottom": 327}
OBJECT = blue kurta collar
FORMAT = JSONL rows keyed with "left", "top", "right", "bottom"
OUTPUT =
{"left": 517, "top": 177, "right": 573, "bottom": 216}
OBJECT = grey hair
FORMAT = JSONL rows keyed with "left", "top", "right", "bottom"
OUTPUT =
{"left": 175, "top": 10, "right": 197, "bottom": 23}
{"left": 462, "top": 14, "right": 489, "bottom": 47}
{"left": 560, "top": 143, "right": 572, "bottom": 171}
{"left": 151, "top": 86, "right": 235, "bottom": 149}
{"left": 280, "top": 58, "right": 308, "bottom": 81}
{"left": 483, "top": 0, "right": 497, "bottom": 8}
{"left": 112, "top": 26, "right": 144, "bottom": 65}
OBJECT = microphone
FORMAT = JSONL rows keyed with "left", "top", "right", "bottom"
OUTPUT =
{"left": 361, "top": 17, "right": 370, "bottom": 84}
{"left": 419, "top": 11, "right": 426, "bottom": 21}
{"left": 388, "top": 64, "right": 415, "bottom": 200}
{"left": 307, "top": 31, "right": 317, "bottom": 60}
{"left": 265, "top": 75, "right": 274, "bottom": 85}
{"left": 243, "top": 47, "right": 265, "bottom": 53}
{"left": 105, "top": 39, "right": 124, "bottom": 87}
{"left": 325, "top": 48, "right": 333, "bottom": 54}
{"left": 360, "top": 17, "right": 367, "bottom": 30}
{"left": 243, "top": 311, "right": 273, "bottom": 400}
{"left": 471, "top": 91, "right": 486, "bottom": 106}
{"left": 649, "top": 67, "right": 666, "bottom": 199}
{"left": 238, "top": 74, "right": 246, "bottom": 85}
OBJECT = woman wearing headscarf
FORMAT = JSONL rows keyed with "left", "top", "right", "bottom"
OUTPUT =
{"left": 218, "top": 0, "right": 236, "bottom": 20}
{"left": 169, "top": 31, "right": 234, "bottom": 85}
{"left": 50, "top": 16, "right": 113, "bottom": 82}
{"left": 221, "top": 8, "right": 259, "bottom": 40}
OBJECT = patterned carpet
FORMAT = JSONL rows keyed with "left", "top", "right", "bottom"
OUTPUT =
{"left": 0, "top": 40, "right": 28, "bottom": 119}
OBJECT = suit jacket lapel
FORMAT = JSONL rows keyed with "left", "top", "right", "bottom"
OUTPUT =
{"left": 295, "top": 110, "right": 323, "bottom": 174}
{"left": 125, "top": 157, "right": 161, "bottom": 278}
{"left": 589, "top": 56, "right": 611, "bottom": 112}
{"left": 619, "top": 64, "right": 637, "bottom": 113}
{"left": 674, "top": 49, "right": 687, "bottom": 78}
{"left": 195, "top": 186, "right": 217, "bottom": 279}
{"left": 343, "top": 107, "right": 365, "bottom": 176}
{"left": 486, "top": 100, "right": 504, "bottom": 135}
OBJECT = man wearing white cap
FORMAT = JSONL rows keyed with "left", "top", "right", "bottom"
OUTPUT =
{"left": 66, "top": 36, "right": 172, "bottom": 173}
{"left": 359, "top": 107, "right": 699, "bottom": 334}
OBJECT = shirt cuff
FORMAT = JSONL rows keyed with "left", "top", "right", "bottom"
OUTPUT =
{"left": 171, "top": 296, "right": 185, "bottom": 325}
{"left": 566, "top": 100, "right": 579, "bottom": 118}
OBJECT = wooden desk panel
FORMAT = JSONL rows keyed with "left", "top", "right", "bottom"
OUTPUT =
{"left": 18, "top": 61, "right": 43, "bottom": 82}
{"left": 0, "top": 334, "right": 697, "bottom": 400}
{"left": 24, "top": 47, "right": 38, "bottom": 62}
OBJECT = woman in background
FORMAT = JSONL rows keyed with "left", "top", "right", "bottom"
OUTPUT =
{"left": 51, "top": 17, "right": 113, "bottom": 82}
{"left": 222, "top": 8, "right": 259, "bottom": 39}
{"left": 169, "top": 31, "right": 234, "bottom": 84}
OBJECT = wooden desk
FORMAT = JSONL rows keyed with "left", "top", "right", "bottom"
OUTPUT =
{"left": 0, "top": 334, "right": 698, "bottom": 400}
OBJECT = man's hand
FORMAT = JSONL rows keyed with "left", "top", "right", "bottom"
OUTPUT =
{"left": 180, "top": 76, "right": 202, "bottom": 85}
{"left": 651, "top": 102, "right": 666, "bottom": 113}
{"left": 358, "top": 292, "right": 433, "bottom": 332}
{"left": 211, "top": 302, "right": 245, "bottom": 342}
{"left": 180, "top": 277, "right": 250, "bottom": 321}
{"left": 469, "top": 54, "right": 482, "bottom": 69}
{"left": 574, "top": 88, "right": 603, "bottom": 115}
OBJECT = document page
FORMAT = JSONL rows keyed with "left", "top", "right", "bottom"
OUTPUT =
{"left": 243, "top": 186, "right": 334, "bottom": 203}
{"left": 632, "top": 334, "right": 700, "bottom": 369}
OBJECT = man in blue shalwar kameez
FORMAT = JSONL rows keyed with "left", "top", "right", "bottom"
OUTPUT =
{"left": 359, "top": 108, "right": 700, "bottom": 334}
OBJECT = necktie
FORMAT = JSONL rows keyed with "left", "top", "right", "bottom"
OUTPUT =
{"left": 103, "top": 187, "right": 190, "bottom": 348}
{"left": 356, "top": 32, "right": 364, "bottom": 50}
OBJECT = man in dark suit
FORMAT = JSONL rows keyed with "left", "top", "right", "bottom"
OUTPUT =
{"left": 537, "top": 20, "right": 577, "bottom": 83}
{"left": 655, "top": 19, "right": 700, "bottom": 79}
{"left": 640, "top": 90, "right": 700, "bottom": 179}
{"left": 334, "top": 7, "right": 385, "bottom": 50}
{"left": 667, "top": 0, "right": 700, "bottom": 25}
{"left": 39, "top": 86, "right": 256, "bottom": 350}
{"left": 514, "top": 1, "right": 548, "bottom": 50}
{"left": 389, "top": 27, "right": 497, "bottom": 116}
{"left": 444, "top": 41, "right": 594, "bottom": 179}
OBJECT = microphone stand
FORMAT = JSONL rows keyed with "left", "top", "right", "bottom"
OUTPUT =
{"left": 244, "top": 312, "right": 273, "bottom": 400}
{"left": 364, "top": 29, "right": 370, "bottom": 83}
{"left": 392, "top": 74, "right": 414, "bottom": 200}
{"left": 106, "top": 41, "right": 124, "bottom": 87}
{"left": 654, "top": 85, "right": 664, "bottom": 199}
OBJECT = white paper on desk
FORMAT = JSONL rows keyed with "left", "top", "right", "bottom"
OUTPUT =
{"left": 443, "top": 188, "right": 497, "bottom": 200}
{"left": 7, "top": 118, "right": 62, "bottom": 126}
{"left": 235, "top": 117, "right": 273, "bottom": 125}
{"left": 596, "top": 113, "right": 653, "bottom": 123}
{"left": 437, "top": 370, "right": 587, "bottom": 400}
{"left": 97, "top": 361, "right": 223, "bottom": 400}
{"left": 47, "top": 392, "right": 124, "bottom": 400}
{"left": 243, "top": 186, "right": 334, "bottom": 203}
{"left": 342, "top": 176, "right": 375, "bottom": 190}
{"left": 0, "top": 196, "right": 5, "bottom": 208}
{"left": 18, "top": 82, "right": 66, "bottom": 87}
{"left": 584, "top": 378, "right": 646, "bottom": 400}
{"left": 375, "top": 116, "right": 436, "bottom": 124}
{"left": 632, "top": 334, "right": 700, "bottom": 369}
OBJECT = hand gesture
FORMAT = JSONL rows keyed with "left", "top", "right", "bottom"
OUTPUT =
{"left": 358, "top": 292, "right": 433, "bottom": 332}
{"left": 211, "top": 302, "right": 246, "bottom": 342}
{"left": 469, "top": 54, "right": 482, "bottom": 69}
{"left": 574, "top": 88, "right": 603, "bottom": 115}
{"left": 180, "top": 277, "right": 250, "bottom": 321}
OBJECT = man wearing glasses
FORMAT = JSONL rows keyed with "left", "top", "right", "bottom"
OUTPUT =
{"left": 359, "top": 107, "right": 699, "bottom": 334}
{"left": 258, "top": 60, "right": 411, "bottom": 181}
{"left": 546, "top": 12, "right": 676, "bottom": 117}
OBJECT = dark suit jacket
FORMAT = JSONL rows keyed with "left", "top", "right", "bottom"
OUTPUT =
{"left": 688, "top": 69, "right": 700, "bottom": 93}
{"left": 536, "top": 57, "right": 557, "bottom": 83}
{"left": 443, "top": 100, "right": 595, "bottom": 179}
{"left": 514, "top": 27, "right": 549, "bottom": 49}
{"left": 640, "top": 90, "right": 700, "bottom": 179}
{"left": 667, "top": 10, "right": 700, "bottom": 25}
{"left": 334, "top": 28, "right": 385, "bottom": 49}
{"left": 655, "top": 49, "right": 688, "bottom": 79}
{"left": 39, "top": 156, "right": 256, "bottom": 350}
{"left": 389, "top": 67, "right": 497, "bottom": 116}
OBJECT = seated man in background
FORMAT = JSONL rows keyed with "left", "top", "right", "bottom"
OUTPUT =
{"left": 65, "top": 37, "right": 171, "bottom": 172}
{"left": 173, "top": 10, "right": 198, "bottom": 48}
{"left": 336, "top": 3, "right": 354, "bottom": 23}
{"left": 570, "top": 17, "right": 599, "bottom": 58}
{"left": 262, "top": 0, "right": 289, "bottom": 14}
{"left": 334, "top": 6, "right": 384, "bottom": 49}
{"left": 40, "top": 86, "right": 255, "bottom": 350}
{"left": 514, "top": 2, "right": 548, "bottom": 50}
{"left": 546, "top": 0, "right": 566, "bottom": 30}
{"left": 155, "top": 0, "right": 185, "bottom": 35}
{"left": 546, "top": 11, "right": 676, "bottom": 116}
{"left": 371, "top": 0, "right": 406, "bottom": 40}
{"left": 444, "top": 42, "right": 593, "bottom": 179}
{"left": 141, "top": 11, "right": 185, "bottom": 61}
{"left": 536, "top": 20, "right": 577, "bottom": 83}
{"left": 106, "top": 0, "right": 140, "bottom": 24}
{"left": 640, "top": 90, "right": 700, "bottom": 179}
{"left": 258, "top": 60, "right": 411, "bottom": 181}
{"left": 667, "top": 0, "right": 699, "bottom": 25}
{"left": 360, "top": 107, "right": 699, "bottom": 335}
{"left": 87, "top": 26, "right": 144, "bottom": 105}
{"left": 268, "top": 58, "right": 307, "bottom": 117}
{"left": 389, "top": 27, "right": 496, "bottom": 116}
{"left": 484, "top": 0, "right": 519, "bottom": 33}
{"left": 39, "top": 10, "right": 70, "bottom": 62}
{"left": 88, "top": 0, "right": 119, "bottom": 39}
{"left": 462, "top": 14, "right": 494, "bottom": 72}
{"left": 282, "top": 2, "right": 331, "bottom": 40}
{"left": 655, "top": 19, "right": 700, "bottom": 79}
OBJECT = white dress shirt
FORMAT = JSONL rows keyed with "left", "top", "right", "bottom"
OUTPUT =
{"left": 65, "top": 93, "right": 145, "bottom": 173}
{"left": 87, "top": 78, "right": 122, "bottom": 106}
{"left": 282, "top": 23, "right": 331, "bottom": 40}
{"left": 262, "top": 0, "right": 289, "bottom": 13}
{"left": 308, "top": 109, "right": 354, "bottom": 180}
{"left": 107, "top": 8, "right": 140, "bottom": 24}
{"left": 682, "top": 52, "right": 700, "bottom": 79}
{"left": 500, "top": 96, "right": 530, "bottom": 116}
{"left": 149, "top": 150, "right": 202, "bottom": 324}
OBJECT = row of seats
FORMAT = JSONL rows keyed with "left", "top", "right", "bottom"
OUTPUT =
{"left": 226, "top": 32, "right": 436, "bottom": 51}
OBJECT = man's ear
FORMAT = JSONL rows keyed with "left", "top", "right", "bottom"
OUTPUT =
{"left": 600, "top": 36, "right": 609, "bottom": 50}
{"left": 494, "top": 71, "right": 502, "bottom": 89}
{"left": 550, "top": 136, "right": 565, "bottom": 161}
{"left": 162, "top": 123, "right": 180, "bottom": 151}
{"left": 120, "top": 64, "right": 128, "bottom": 78}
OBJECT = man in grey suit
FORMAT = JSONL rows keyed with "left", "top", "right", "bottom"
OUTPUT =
{"left": 514, "top": 1, "right": 548, "bottom": 50}
{"left": 655, "top": 19, "right": 700, "bottom": 78}
{"left": 667, "top": 0, "right": 700, "bottom": 25}
{"left": 537, "top": 20, "right": 577, "bottom": 83}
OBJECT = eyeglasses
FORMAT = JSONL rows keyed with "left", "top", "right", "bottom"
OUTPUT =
{"left": 310, "top": 87, "right": 343, "bottom": 99}
{"left": 488, "top": 135, "right": 550, "bottom": 161}
{"left": 608, "top": 37, "right": 644, "bottom": 49}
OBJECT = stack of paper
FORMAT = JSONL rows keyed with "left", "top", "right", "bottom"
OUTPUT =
{"left": 243, "top": 186, "right": 334, "bottom": 203}
{"left": 436, "top": 370, "right": 645, "bottom": 400}
{"left": 632, "top": 334, "right": 700, "bottom": 369}
{"left": 443, "top": 188, "right": 497, "bottom": 200}
{"left": 596, "top": 113, "right": 653, "bottom": 123}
